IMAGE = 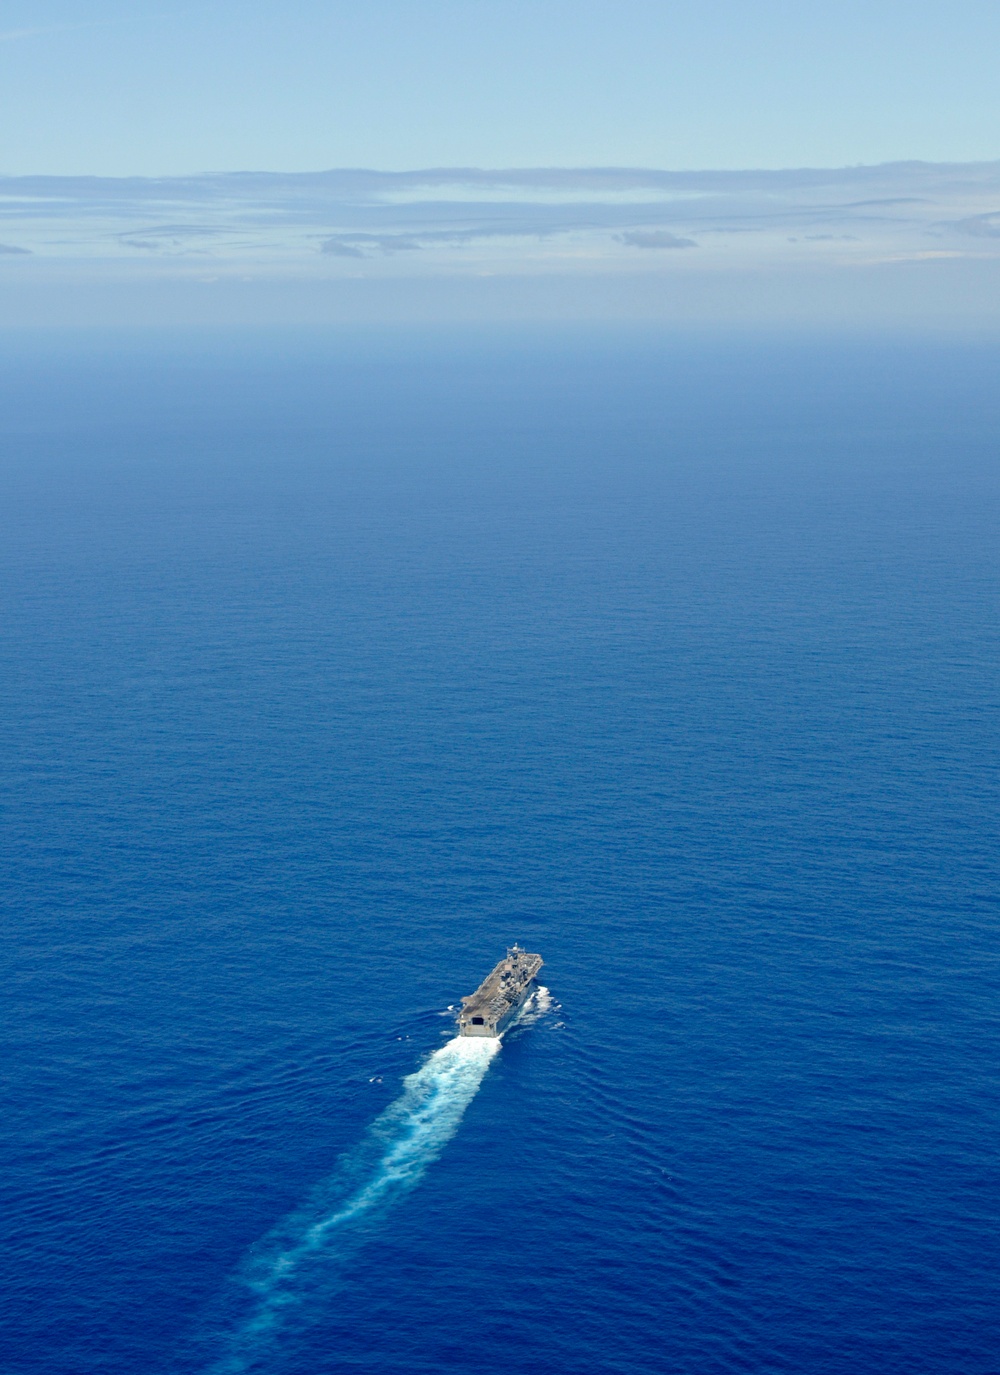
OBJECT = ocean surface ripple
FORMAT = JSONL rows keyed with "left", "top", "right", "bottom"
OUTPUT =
{"left": 1, "top": 332, "right": 999, "bottom": 1375}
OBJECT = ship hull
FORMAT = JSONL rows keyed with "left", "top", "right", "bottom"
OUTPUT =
{"left": 457, "top": 946, "right": 543, "bottom": 1038}
{"left": 460, "top": 980, "right": 535, "bottom": 1037}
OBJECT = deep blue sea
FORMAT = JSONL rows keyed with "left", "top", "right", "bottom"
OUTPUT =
{"left": 2, "top": 329, "right": 999, "bottom": 1375}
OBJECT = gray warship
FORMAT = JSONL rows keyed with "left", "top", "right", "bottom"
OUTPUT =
{"left": 457, "top": 945, "right": 543, "bottom": 1037}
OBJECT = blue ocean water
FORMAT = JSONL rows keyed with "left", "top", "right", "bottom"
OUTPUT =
{"left": 1, "top": 329, "right": 999, "bottom": 1375}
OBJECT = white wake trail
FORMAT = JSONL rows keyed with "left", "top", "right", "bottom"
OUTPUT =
{"left": 210, "top": 1034, "right": 500, "bottom": 1372}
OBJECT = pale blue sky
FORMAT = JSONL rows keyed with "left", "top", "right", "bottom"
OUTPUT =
{"left": 2, "top": 0, "right": 1000, "bottom": 176}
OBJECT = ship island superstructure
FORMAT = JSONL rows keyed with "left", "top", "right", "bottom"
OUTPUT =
{"left": 458, "top": 945, "right": 543, "bottom": 1037}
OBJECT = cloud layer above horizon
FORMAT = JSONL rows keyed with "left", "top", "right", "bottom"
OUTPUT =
{"left": 4, "top": 161, "right": 1000, "bottom": 268}
{"left": 2, "top": 161, "right": 1000, "bottom": 326}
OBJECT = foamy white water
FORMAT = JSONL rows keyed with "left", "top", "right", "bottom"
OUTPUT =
{"left": 517, "top": 985, "right": 553, "bottom": 1027}
{"left": 210, "top": 1033, "right": 500, "bottom": 1371}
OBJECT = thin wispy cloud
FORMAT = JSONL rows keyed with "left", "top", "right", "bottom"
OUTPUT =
{"left": 0, "top": 161, "right": 998, "bottom": 280}
{"left": 0, "top": 21, "right": 104, "bottom": 43}
{"left": 954, "top": 213, "right": 1000, "bottom": 238}
{"left": 0, "top": 11, "right": 176, "bottom": 45}
{"left": 618, "top": 230, "right": 697, "bottom": 249}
